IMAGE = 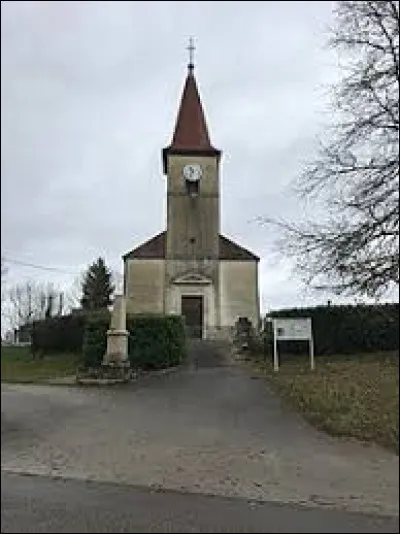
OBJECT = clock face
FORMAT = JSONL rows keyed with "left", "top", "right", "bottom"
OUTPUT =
{"left": 183, "top": 163, "right": 202, "bottom": 182}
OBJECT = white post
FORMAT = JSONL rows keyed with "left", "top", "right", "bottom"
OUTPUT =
{"left": 104, "top": 295, "right": 129, "bottom": 366}
{"left": 310, "top": 333, "right": 315, "bottom": 371}
{"left": 273, "top": 322, "right": 279, "bottom": 372}
{"left": 110, "top": 295, "right": 126, "bottom": 331}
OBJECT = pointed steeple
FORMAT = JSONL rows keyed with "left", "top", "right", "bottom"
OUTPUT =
{"left": 169, "top": 69, "right": 215, "bottom": 152}
{"left": 162, "top": 41, "right": 220, "bottom": 174}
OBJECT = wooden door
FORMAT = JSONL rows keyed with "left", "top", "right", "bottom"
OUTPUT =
{"left": 181, "top": 296, "right": 203, "bottom": 338}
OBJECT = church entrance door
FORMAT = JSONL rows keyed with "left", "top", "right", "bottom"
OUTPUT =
{"left": 181, "top": 296, "right": 203, "bottom": 339}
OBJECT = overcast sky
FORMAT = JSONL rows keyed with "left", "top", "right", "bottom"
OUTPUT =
{"left": 1, "top": 0, "right": 353, "bottom": 313}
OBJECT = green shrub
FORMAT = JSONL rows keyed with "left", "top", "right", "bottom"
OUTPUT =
{"left": 31, "top": 312, "right": 87, "bottom": 356}
{"left": 81, "top": 311, "right": 110, "bottom": 369}
{"left": 265, "top": 303, "right": 399, "bottom": 356}
{"left": 127, "top": 314, "right": 186, "bottom": 370}
{"left": 31, "top": 310, "right": 187, "bottom": 372}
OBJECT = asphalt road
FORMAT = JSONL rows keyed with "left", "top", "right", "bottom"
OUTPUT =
{"left": 1, "top": 472, "right": 398, "bottom": 533}
{"left": 2, "top": 341, "right": 399, "bottom": 530}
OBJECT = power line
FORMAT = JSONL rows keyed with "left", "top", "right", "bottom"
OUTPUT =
{"left": 1, "top": 257, "right": 81, "bottom": 276}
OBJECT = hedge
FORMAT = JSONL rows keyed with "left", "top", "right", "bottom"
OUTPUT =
{"left": 31, "top": 311, "right": 187, "bottom": 371}
{"left": 78, "top": 312, "right": 186, "bottom": 371}
{"left": 81, "top": 311, "right": 110, "bottom": 369}
{"left": 31, "top": 312, "right": 88, "bottom": 356}
{"left": 127, "top": 314, "right": 187, "bottom": 370}
{"left": 263, "top": 303, "right": 399, "bottom": 356}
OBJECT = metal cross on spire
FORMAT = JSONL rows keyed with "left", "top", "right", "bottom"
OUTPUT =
{"left": 187, "top": 37, "right": 195, "bottom": 72}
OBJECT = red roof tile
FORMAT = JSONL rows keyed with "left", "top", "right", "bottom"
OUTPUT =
{"left": 123, "top": 231, "right": 259, "bottom": 262}
{"left": 162, "top": 69, "right": 220, "bottom": 173}
{"left": 123, "top": 231, "right": 166, "bottom": 260}
{"left": 170, "top": 71, "right": 214, "bottom": 151}
{"left": 219, "top": 234, "right": 259, "bottom": 261}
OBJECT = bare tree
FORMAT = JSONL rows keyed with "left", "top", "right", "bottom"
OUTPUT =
{"left": 1, "top": 260, "right": 7, "bottom": 302}
{"left": 1, "top": 260, "right": 7, "bottom": 279}
{"left": 263, "top": 1, "right": 399, "bottom": 297}
{"left": 4, "top": 281, "right": 60, "bottom": 331}
{"left": 1, "top": 262, "right": 8, "bottom": 337}
{"left": 63, "top": 274, "right": 84, "bottom": 313}
{"left": 57, "top": 292, "right": 64, "bottom": 316}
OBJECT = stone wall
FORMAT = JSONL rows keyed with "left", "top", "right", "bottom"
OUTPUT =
{"left": 124, "top": 258, "right": 165, "bottom": 315}
{"left": 219, "top": 260, "right": 260, "bottom": 332}
{"left": 165, "top": 154, "right": 220, "bottom": 289}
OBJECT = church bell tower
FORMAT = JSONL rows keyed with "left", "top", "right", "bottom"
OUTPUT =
{"left": 122, "top": 40, "right": 260, "bottom": 338}
{"left": 162, "top": 40, "right": 222, "bottom": 335}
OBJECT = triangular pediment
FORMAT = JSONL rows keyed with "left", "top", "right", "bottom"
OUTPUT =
{"left": 172, "top": 272, "right": 212, "bottom": 285}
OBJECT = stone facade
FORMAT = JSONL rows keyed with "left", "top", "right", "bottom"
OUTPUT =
{"left": 219, "top": 261, "right": 260, "bottom": 331}
{"left": 125, "top": 259, "right": 164, "bottom": 315}
{"left": 123, "top": 63, "right": 260, "bottom": 339}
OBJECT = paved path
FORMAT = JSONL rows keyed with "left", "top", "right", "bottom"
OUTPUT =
{"left": 2, "top": 472, "right": 398, "bottom": 533}
{"left": 1, "top": 341, "right": 399, "bottom": 520}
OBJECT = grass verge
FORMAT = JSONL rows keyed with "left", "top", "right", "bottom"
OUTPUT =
{"left": 1, "top": 345, "right": 80, "bottom": 383}
{"left": 251, "top": 351, "right": 399, "bottom": 454}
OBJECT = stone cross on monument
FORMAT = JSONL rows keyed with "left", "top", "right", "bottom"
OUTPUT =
{"left": 103, "top": 294, "right": 131, "bottom": 380}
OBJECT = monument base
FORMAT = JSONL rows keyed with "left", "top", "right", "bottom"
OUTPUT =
{"left": 76, "top": 361, "right": 133, "bottom": 385}
{"left": 104, "top": 329, "right": 129, "bottom": 365}
{"left": 99, "top": 360, "right": 132, "bottom": 382}
{"left": 76, "top": 298, "right": 133, "bottom": 385}
{"left": 100, "top": 328, "right": 131, "bottom": 382}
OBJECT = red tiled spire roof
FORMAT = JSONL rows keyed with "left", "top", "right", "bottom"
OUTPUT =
{"left": 162, "top": 65, "right": 220, "bottom": 173}
{"left": 170, "top": 68, "right": 214, "bottom": 151}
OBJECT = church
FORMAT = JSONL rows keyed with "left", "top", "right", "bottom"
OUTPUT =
{"left": 122, "top": 52, "right": 260, "bottom": 339}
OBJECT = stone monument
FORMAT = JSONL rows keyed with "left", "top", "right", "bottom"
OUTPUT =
{"left": 102, "top": 295, "right": 131, "bottom": 381}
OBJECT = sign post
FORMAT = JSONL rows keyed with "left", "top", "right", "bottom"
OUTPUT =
{"left": 310, "top": 329, "right": 315, "bottom": 371}
{"left": 273, "top": 327, "right": 279, "bottom": 372}
{"left": 272, "top": 317, "right": 314, "bottom": 371}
